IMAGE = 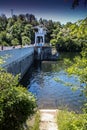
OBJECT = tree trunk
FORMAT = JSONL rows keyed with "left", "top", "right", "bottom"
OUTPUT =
{"left": 1, "top": 45, "right": 3, "bottom": 50}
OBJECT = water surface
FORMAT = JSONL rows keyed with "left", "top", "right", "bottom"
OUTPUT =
{"left": 22, "top": 53, "right": 86, "bottom": 112}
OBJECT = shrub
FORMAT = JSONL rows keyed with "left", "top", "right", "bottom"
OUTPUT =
{"left": 26, "top": 111, "right": 40, "bottom": 130}
{"left": 50, "top": 39, "right": 57, "bottom": 46}
{"left": 57, "top": 110, "right": 87, "bottom": 130}
{"left": 0, "top": 70, "right": 36, "bottom": 130}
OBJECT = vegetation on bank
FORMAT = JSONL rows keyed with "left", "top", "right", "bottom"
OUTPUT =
{"left": 65, "top": 48, "right": 87, "bottom": 96}
{"left": 0, "top": 14, "right": 54, "bottom": 48}
{"left": 26, "top": 111, "right": 40, "bottom": 130}
{"left": 0, "top": 14, "right": 87, "bottom": 52}
{"left": 0, "top": 68, "right": 36, "bottom": 130}
{"left": 57, "top": 109, "right": 87, "bottom": 130}
{"left": 51, "top": 18, "right": 87, "bottom": 52}
{"left": 57, "top": 49, "right": 87, "bottom": 130}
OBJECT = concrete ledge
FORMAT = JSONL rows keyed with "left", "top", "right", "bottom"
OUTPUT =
{"left": 39, "top": 109, "right": 58, "bottom": 130}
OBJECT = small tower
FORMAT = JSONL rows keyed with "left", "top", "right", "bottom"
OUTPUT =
{"left": 34, "top": 25, "right": 47, "bottom": 46}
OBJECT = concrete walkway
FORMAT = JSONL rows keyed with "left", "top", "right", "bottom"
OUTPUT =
{"left": 0, "top": 47, "right": 34, "bottom": 67}
{"left": 39, "top": 109, "right": 58, "bottom": 130}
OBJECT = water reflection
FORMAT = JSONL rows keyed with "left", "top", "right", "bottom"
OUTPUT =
{"left": 22, "top": 53, "right": 86, "bottom": 112}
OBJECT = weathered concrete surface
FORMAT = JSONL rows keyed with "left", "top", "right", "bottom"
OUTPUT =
{"left": 0, "top": 47, "right": 34, "bottom": 78}
{"left": 40, "top": 109, "right": 58, "bottom": 130}
{"left": 34, "top": 46, "right": 58, "bottom": 61}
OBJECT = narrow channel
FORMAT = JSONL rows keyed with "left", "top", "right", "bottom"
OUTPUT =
{"left": 21, "top": 52, "right": 86, "bottom": 113}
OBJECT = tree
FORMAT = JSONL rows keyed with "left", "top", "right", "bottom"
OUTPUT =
{"left": 18, "top": 14, "right": 25, "bottom": 21}
{"left": 11, "top": 38, "right": 19, "bottom": 47}
{"left": 50, "top": 18, "right": 87, "bottom": 52}
{"left": 10, "top": 21, "right": 24, "bottom": 46}
{"left": 66, "top": 0, "right": 87, "bottom": 8}
{"left": 0, "top": 31, "right": 8, "bottom": 50}
{"left": 22, "top": 36, "right": 31, "bottom": 46}
{"left": 0, "top": 14, "right": 7, "bottom": 31}
{"left": 23, "top": 24, "right": 32, "bottom": 38}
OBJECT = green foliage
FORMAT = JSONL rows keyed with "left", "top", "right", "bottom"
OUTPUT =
{"left": 57, "top": 48, "right": 87, "bottom": 130}
{"left": 0, "top": 70, "right": 36, "bottom": 130}
{"left": 0, "top": 14, "right": 37, "bottom": 47}
{"left": 0, "top": 54, "right": 12, "bottom": 66}
{"left": 54, "top": 76, "right": 80, "bottom": 92}
{"left": 22, "top": 36, "right": 31, "bottom": 46}
{"left": 0, "top": 58, "right": 3, "bottom": 64}
{"left": 11, "top": 38, "right": 19, "bottom": 46}
{"left": 0, "top": 14, "right": 7, "bottom": 31}
{"left": 31, "top": 112, "right": 40, "bottom": 130}
{"left": 71, "top": 0, "right": 87, "bottom": 8}
{"left": 0, "top": 13, "right": 87, "bottom": 52}
{"left": 57, "top": 110, "right": 87, "bottom": 130}
{"left": 0, "top": 31, "right": 8, "bottom": 46}
{"left": 55, "top": 47, "right": 87, "bottom": 130}
{"left": 50, "top": 39, "right": 57, "bottom": 46}
{"left": 51, "top": 18, "right": 87, "bottom": 52}
{"left": 25, "top": 111, "right": 40, "bottom": 130}
{"left": 65, "top": 49, "right": 87, "bottom": 88}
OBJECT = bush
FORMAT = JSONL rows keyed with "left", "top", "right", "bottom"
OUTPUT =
{"left": 26, "top": 111, "right": 40, "bottom": 130}
{"left": 57, "top": 110, "right": 87, "bottom": 130}
{"left": 50, "top": 39, "right": 57, "bottom": 46}
{"left": 0, "top": 70, "right": 36, "bottom": 130}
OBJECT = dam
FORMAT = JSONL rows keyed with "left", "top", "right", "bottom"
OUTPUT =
{"left": 0, "top": 47, "right": 34, "bottom": 78}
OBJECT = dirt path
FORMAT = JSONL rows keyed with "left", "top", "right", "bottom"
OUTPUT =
{"left": 39, "top": 109, "right": 58, "bottom": 130}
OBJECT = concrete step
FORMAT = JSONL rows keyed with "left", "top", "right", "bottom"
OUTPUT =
{"left": 39, "top": 109, "right": 58, "bottom": 130}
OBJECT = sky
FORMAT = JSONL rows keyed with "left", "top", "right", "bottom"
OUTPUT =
{"left": 0, "top": 0, "right": 87, "bottom": 24}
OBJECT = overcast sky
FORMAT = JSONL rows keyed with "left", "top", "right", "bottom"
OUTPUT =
{"left": 0, "top": 0, "right": 87, "bottom": 24}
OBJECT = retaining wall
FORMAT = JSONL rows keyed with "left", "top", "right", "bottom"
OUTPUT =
{"left": 0, "top": 47, "right": 34, "bottom": 78}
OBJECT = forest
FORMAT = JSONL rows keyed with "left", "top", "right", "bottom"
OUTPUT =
{"left": 0, "top": 13, "right": 87, "bottom": 52}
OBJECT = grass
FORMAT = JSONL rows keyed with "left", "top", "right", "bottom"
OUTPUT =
{"left": 57, "top": 110, "right": 87, "bottom": 130}
{"left": 26, "top": 111, "right": 40, "bottom": 130}
{"left": 31, "top": 111, "right": 40, "bottom": 130}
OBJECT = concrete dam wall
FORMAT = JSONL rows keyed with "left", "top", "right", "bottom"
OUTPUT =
{"left": 0, "top": 47, "right": 34, "bottom": 78}
{"left": 34, "top": 46, "right": 58, "bottom": 61}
